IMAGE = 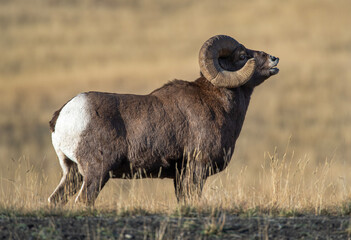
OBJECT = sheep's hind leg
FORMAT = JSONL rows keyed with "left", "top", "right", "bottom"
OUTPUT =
{"left": 48, "top": 153, "right": 83, "bottom": 206}
{"left": 75, "top": 165, "right": 110, "bottom": 206}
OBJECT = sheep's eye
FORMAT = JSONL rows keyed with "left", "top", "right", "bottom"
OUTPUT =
{"left": 239, "top": 54, "right": 246, "bottom": 60}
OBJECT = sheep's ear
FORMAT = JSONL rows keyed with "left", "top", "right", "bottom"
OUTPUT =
{"left": 199, "top": 35, "right": 256, "bottom": 88}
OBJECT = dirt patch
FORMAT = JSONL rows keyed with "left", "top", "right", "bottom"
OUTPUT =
{"left": 1, "top": 214, "right": 350, "bottom": 239}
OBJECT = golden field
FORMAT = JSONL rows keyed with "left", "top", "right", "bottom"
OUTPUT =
{"left": 1, "top": 0, "right": 351, "bottom": 214}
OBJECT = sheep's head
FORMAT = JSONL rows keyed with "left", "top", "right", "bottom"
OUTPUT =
{"left": 199, "top": 35, "right": 279, "bottom": 88}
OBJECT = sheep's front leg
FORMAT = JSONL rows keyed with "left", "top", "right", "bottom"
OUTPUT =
{"left": 173, "top": 163, "right": 207, "bottom": 203}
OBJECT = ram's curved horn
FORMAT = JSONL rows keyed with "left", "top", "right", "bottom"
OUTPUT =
{"left": 199, "top": 35, "right": 256, "bottom": 88}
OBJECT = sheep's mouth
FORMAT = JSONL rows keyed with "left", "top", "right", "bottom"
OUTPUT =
{"left": 269, "top": 58, "right": 279, "bottom": 75}
{"left": 270, "top": 67, "right": 279, "bottom": 75}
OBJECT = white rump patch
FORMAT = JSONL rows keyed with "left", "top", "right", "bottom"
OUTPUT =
{"left": 52, "top": 93, "right": 91, "bottom": 164}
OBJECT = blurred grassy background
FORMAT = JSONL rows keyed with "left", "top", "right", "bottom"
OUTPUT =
{"left": 1, "top": 0, "right": 351, "bottom": 209}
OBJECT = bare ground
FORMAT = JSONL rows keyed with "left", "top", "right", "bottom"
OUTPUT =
{"left": 1, "top": 214, "right": 350, "bottom": 240}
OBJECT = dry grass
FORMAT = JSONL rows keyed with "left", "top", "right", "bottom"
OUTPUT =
{"left": 1, "top": 0, "right": 351, "bottom": 215}
{"left": 1, "top": 145, "right": 351, "bottom": 216}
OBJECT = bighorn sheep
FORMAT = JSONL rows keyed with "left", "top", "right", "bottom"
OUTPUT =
{"left": 48, "top": 35, "right": 279, "bottom": 206}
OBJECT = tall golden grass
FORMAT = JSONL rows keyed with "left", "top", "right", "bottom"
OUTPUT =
{"left": 1, "top": 0, "right": 351, "bottom": 213}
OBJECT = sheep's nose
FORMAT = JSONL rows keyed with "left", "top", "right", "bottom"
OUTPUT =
{"left": 270, "top": 55, "right": 277, "bottom": 61}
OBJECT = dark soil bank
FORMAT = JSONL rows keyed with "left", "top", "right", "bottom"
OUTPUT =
{"left": 1, "top": 215, "right": 350, "bottom": 239}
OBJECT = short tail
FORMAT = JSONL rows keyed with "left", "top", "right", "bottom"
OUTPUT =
{"left": 49, "top": 108, "right": 63, "bottom": 132}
